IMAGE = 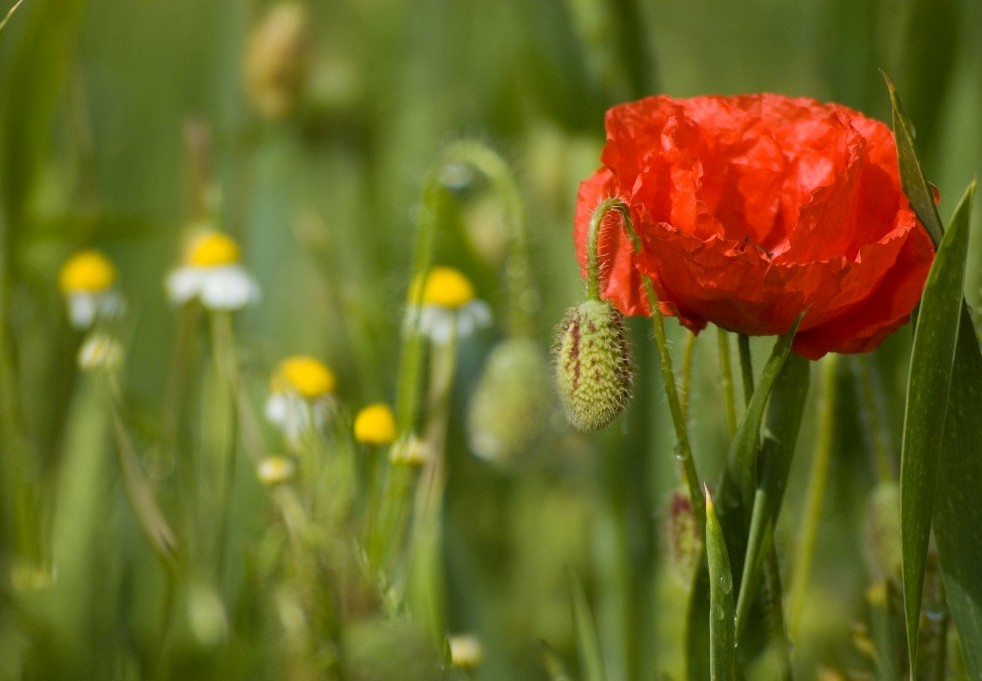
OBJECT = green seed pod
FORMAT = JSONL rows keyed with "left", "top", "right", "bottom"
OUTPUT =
{"left": 467, "top": 338, "right": 552, "bottom": 465}
{"left": 864, "top": 481, "right": 902, "bottom": 583}
{"left": 553, "top": 299, "right": 633, "bottom": 431}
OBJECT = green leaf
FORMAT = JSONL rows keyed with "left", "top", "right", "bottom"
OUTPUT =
{"left": 686, "top": 328, "right": 804, "bottom": 681}
{"left": 569, "top": 568, "right": 607, "bottom": 681}
{"left": 935, "top": 306, "right": 982, "bottom": 678}
{"left": 900, "top": 182, "right": 974, "bottom": 672}
{"left": 735, "top": 353, "right": 810, "bottom": 634}
{"left": 884, "top": 73, "right": 944, "bottom": 247}
{"left": 705, "top": 488, "right": 736, "bottom": 681}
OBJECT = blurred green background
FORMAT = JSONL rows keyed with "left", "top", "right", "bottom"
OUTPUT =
{"left": 1, "top": 0, "right": 980, "bottom": 678}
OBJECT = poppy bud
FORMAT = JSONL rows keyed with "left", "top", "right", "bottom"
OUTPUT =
{"left": 661, "top": 488, "right": 703, "bottom": 588}
{"left": 467, "top": 338, "right": 552, "bottom": 465}
{"left": 553, "top": 299, "right": 633, "bottom": 431}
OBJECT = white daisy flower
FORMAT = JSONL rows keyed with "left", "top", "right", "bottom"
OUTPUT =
{"left": 166, "top": 230, "right": 260, "bottom": 310}
{"left": 404, "top": 266, "right": 491, "bottom": 344}
{"left": 265, "top": 355, "right": 336, "bottom": 444}
{"left": 58, "top": 250, "right": 125, "bottom": 330}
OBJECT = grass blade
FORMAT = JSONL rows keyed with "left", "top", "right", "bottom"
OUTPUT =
{"left": 569, "top": 567, "right": 607, "bottom": 681}
{"left": 705, "top": 487, "right": 736, "bottom": 681}
{"left": 900, "top": 182, "right": 974, "bottom": 672}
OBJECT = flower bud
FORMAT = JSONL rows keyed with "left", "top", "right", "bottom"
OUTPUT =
{"left": 661, "top": 488, "right": 703, "bottom": 588}
{"left": 467, "top": 338, "right": 552, "bottom": 465}
{"left": 244, "top": 1, "right": 309, "bottom": 120}
{"left": 553, "top": 300, "right": 633, "bottom": 431}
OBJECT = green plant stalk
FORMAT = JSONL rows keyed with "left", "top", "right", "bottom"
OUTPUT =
{"left": 442, "top": 141, "right": 535, "bottom": 338}
{"left": 705, "top": 487, "right": 736, "bottom": 681}
{"left": 787, "top": 353, "right": 838, "bottom": 639}
{"left": 717, "top": 328, "right": 738, "bottom": 438}
{"left": 680, "top": 330, "right": 697, "bottom": 422}
{"left": 407, "top": 324, "right": 458, "bottom": 644}
{"left": 852, "top": 355, "right": 894, "bottom": 482}
{"left": 738, "top": 333, "right": 754, "bottom": 405}
{"left": 584, "top": 197, "right": 702, "bottom": 525}
{"left": 208, "top": 310, "right": 241, "bottom": 586}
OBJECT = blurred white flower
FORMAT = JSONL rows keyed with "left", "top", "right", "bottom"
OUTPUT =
{"left": 58, "top": 250, "right": 125, "bottom": 329}
{"left": 404, "top": 266, "right": 490, "bottom": 344}
{"left": 166, "top": 230, "right": 260, "bottom": 311}
{"left": 265, "top": 355, "right": 336, "bottom": 445}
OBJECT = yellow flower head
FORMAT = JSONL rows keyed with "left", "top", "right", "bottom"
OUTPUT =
{"left": 256, "top": 456, "right": 296, "bottom": 485}
{"left": 59, "top": 250, "right": 117, "bottom": 293}
{"left": 185, "top": 232, "right": 241, "bottom": 268}
{"left": 353, "top": 403, "right": 397, "bottom": 445}
{"left": 411, "top": 266, "right": 477, "bottom": 309}
{"left": 274, "top": 356, "right": 336, "bottom": 399}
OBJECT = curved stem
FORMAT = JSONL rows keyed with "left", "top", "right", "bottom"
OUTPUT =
{"left": 587, "top": 197, "right": 703, "bottom": 526}
{"left": 679, "top": 331, "right": 697, "bottom": 423}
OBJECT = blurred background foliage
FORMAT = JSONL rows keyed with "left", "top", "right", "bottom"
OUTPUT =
{"left": 0, "top": 0, "right": 980, "bottom": 679}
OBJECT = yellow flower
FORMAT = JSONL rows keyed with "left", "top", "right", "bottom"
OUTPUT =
{"left": 166, "top": 230, "right": 260, "bottom": 310}
{"left": 405, "top": 266, "right": 491, "bottom": 344}
{"left": 274, "top": 355, "right": 336, "bottom": 398}
{"left": 266, "top": 355, "right": 336, "bottom": 443}
{"left": 353, "top": 403, "right": 397, "bottom": 445}
{"left": 256, "top": 455, "right": 296, "bottom": 485}
{"left": 58, "top": 249, "right": 125, "bottom": 329}
{"left": 59, "top": 250, "right": 116, "bottom": 293}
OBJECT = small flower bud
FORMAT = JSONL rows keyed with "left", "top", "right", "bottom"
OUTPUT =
{"left": 467, "top": 338, "right": 552, "bottom": 465}
{"left": 244, "top": 1, "right": 309, "bottom": 120}
{"left": 661, "top": 488, "right": 703, "bottom": 588}
{"left": 449, "top": 634, "right": 484, "bottom": 669}
{"left": 77, "top": 333, "right": 125, "bottom": 372}
{"left": 864, "top": 481, "right": 901, "bottom": 583}
{"left": 553, "top": 300, "right": 633, "bottom": 431}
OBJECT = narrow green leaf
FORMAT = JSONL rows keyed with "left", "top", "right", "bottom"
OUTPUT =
{"left": 686, "top": 330, "right": 805, "bottom": 681}
{"left": 706, "top": 487, "right": 736, "bottom": 681}
{"left": 720, "top": 316, "right": 801, "bottom": 514}
{"left": 569, "top": 568, "right": 607, "bottom": 681}
{"left": 0, "top": 0, "right": 25, "bottom": 35}
{"left": 884, "top": 73, "right": 944, "bottom": 246}
{"left": 935, "top": 306, "right": 982, "bottom": 678}
{"left": 900, "top": 182, "right": 974, "bottom": 672}
{"left": 736, "top": 352, "right": 810, "bottom": 634}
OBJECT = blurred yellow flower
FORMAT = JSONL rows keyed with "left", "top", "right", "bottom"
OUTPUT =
{"left": 405, "top": 266, "right": 490, "bottom": 344}
{"left": 167, "top": 230, "right": 260, "bottom": 310}
{"left": 353, "top": 403, "right": 397, "bottom": 445}
{"left": 256, "top": 455, "right": 296, "bottom": 485}
{"left": 58, "top": 249, "right": 124, "bottom": 329}
{"left": 266, "top": 355, "right": 336, "bottom": 444}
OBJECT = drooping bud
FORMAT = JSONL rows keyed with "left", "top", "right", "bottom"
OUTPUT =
{"left": 553, "top": 300, "right": 633, "bottom": 431}
{"left": 467, "top": 338, "right": 552, "bottom": 465}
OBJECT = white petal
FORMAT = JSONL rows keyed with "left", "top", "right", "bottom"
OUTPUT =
{"left": 200, "top": 266, "right": 260, "bottom": 310}
{"left": 166, "top": 267, "right": 204, "bottom": 304}
{"left": 67, "top": 293, "right": 97, "bottom": 329}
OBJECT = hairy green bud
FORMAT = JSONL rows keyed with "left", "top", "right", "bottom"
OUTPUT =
{"left": 553, "top": 300, "right": 633, "bottom": 431}
{"left": 468, "top": 338, "right": 552, "bottom": 465}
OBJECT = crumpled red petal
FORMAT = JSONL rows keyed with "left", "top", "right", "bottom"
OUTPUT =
{"left": 573, "top": 93, "right": 935, "bottom": 358}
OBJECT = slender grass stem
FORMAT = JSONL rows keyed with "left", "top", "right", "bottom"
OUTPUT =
{"left": 738, "top": 333, "right": 754, "bottom": 405}
{"left": 787, "top": 353, "right": 838, "bottom": 638}
{"left": 717, "top": 328, "right": 738, "bottom": 438}
{"left": 852, "top": 355, "right": 894, "bottom": 482}
{"left": 208, "top": 311, "right": 240, "bottom": 586}
{"left": 680, "top": 331, "right": 697, "bottom": 423}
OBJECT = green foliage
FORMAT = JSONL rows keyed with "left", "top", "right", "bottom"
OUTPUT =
{"left": 0, "top": 1, "right": 980, "bottom": 679}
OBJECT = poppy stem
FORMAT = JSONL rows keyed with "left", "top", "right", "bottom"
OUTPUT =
{"left": 585, "top": 197, "right": 631, "bottom": 302}
{"left": 717, "top": 328, "right": 738, "bottom": 439}
{"left": 737, "top": 333, "right": 754, "bottom": 405}
{"left": 587, "top": 198, "right": 705, "bottom": 527}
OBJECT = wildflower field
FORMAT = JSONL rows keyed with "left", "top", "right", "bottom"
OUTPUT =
{"left": 1, "top": 0, "right": 982, "bottom": 679}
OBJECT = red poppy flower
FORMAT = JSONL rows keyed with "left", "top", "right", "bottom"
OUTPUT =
{"left": 574, "top": 94, "right": 936, "bottom": 359}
